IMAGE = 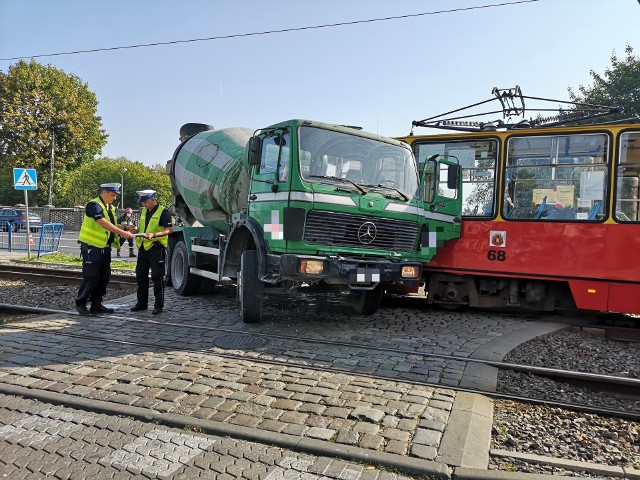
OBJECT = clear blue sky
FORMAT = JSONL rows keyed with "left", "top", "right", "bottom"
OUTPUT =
{"left": 1, "top": 0, "right": 639, "bottom": 167}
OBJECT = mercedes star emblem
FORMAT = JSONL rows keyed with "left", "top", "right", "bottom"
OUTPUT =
{"left": 357, "top": 221, "right": 377, "bottom": 244}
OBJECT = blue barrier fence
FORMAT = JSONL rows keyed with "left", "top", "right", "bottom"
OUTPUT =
{"left": 0, "top": 222, "right": 64, "bottom": 259}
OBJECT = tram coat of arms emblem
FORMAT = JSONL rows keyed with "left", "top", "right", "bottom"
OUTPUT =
{"left": 489, "top": 230, "right": 506, "bottom": 247}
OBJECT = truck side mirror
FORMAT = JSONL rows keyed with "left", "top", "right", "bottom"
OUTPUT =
{"left": 447, "top": 164, "right": 461, "bottom": 190}
{"left": 248, "top": 137, "right": 262, "bottom": 165}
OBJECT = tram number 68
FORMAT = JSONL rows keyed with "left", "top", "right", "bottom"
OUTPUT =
{"left": 487, "top": 250, "right": 506, "bottom": 261}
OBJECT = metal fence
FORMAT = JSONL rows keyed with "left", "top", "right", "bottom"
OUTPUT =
{"left": 1, "top": 206, "right": 140, "bottom": 231}
{"left": 0, "top": 222, "right": 65, "bottom": 259}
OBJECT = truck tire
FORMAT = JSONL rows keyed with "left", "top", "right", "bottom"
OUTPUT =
{"left": 164, "top": 247, "right": 172, "bottom": 287}
{"left": 171, "top": 241, "right": 199, "bottom": 295}
{"left": 239, "top": 250, "right": 263, "bottom": 323}
{"left": 350, "top": 285, "right": 382, "bottom": 315}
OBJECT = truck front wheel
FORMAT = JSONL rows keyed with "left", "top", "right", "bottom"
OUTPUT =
{"left": 171, "top": 241, "right": 199, "bottom": 295}
{"left": 350, "top": 285, "right": 382, "bottom": 315}
{"left": 239, "top": 250, "right": 263, "bottom": 323}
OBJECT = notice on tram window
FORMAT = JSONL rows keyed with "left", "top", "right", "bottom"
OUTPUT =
{"left": 532, "top": 185, "right": 575, "bottom": 207}
{"left": 580, "top": 171, "right": 605, "bottom": 200}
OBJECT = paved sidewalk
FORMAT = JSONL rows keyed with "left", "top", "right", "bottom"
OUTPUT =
{"left": 0, "top": 394, "right": 424, "bottom": 480}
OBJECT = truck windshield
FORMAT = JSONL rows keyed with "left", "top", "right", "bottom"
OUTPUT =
{"left": 299, "top": 126, "right": 419, "bottom": 198}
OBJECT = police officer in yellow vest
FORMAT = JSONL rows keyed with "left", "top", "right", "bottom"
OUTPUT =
{"left": 76, "top": 183, "right": 135, "bottom": 315}
{"left": 130, "top": 190, "right": 173, "bottom": 315}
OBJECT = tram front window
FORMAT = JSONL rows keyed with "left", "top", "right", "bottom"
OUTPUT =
{"left": 414, "top": 139, "right": 498, "bottom": 217}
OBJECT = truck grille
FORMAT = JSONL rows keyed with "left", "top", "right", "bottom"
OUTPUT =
{"left": 304, "top": 211, "right": 419, "bottom": 252}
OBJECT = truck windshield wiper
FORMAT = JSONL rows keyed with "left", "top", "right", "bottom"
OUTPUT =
{"left": 361, "top": 184, "right": 409, "bottom": 201}
{"left": 309, "top": 175, "right": 366, "bottom": 195}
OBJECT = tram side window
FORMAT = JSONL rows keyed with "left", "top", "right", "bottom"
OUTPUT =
{"left": 503, "top": 133, "right": 608, "bottom": 221}
{"left": 414, "top": 139, "right": 497, "bottom": 217}
{"left": 615, "top": 131, "right": 640, "bottom": 222}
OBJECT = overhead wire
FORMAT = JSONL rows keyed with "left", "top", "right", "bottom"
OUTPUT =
{"left": 1, "top": 0, "right": 542, "bottom": 61}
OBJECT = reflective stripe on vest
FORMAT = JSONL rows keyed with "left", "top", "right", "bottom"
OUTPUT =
{"left": 136, "top": 205, "right": 168, "bottom": 249}
{"left": 78, "top": 197, "right": 119, "bottom": 248}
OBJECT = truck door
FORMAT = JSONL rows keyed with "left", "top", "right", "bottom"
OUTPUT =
{"left": 419, "top": 157, "right": 462, "bottom": 257}
{"left": 248, "top": 130, "right": 292, "bottom": 247}
{"left": 422, "top": 157, "right": 462, "bottom": 218}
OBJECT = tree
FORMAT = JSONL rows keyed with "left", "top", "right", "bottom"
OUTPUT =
{"left": 568, "top": 45, "right": 640, "bottom": 122}
{"left": 62, "top": 157, "right": 172, "bottom": 209}
{"left": 0, "top": 60, "right": 108, "bottom": 205}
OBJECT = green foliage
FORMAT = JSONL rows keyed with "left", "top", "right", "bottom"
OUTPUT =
{"left": 568, "top": 45, "right": 640, "bottom": 122}
{"left": 0, "top": 59, "right": 107, "bottom": 205}
{"left": 62, "top": 156, "right": 172, "bottom": 209}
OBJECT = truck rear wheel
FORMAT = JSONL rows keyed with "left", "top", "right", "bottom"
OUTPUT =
{"left": 239, "top": 250, "right": 263, "bottom": 323}
{"left": 164, "top": 247, "right": 172, "bottom": 287}
{"left": 350, "top": 285, "right": 382, "bottom": 315}
{"left": 171, "top": 241, "right": 199, "bottom": 295}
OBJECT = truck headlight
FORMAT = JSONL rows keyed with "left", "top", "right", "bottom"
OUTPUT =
{"left": 401, "top": 265, "right": 420, "bottom": 279}
{"left": 299, "top": 260, "right": 325, "bottom": 275}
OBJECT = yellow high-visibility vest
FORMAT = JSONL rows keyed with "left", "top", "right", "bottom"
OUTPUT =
{"left": 136, "top": 205, "right": 168, "bottom": 249}
{"left": 78, "top": 197, "right": 120, "bottom": 249}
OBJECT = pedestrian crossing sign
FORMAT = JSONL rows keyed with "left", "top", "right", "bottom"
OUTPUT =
{"left": 13, "top": 168, "right": 38, "bottom": 190}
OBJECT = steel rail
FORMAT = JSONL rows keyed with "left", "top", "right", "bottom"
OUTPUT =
{"left": 0, "top": 264, "right": 137, "bottom": 288}
{"left": 0, "top": 319, "right": 638, "bottom": 421}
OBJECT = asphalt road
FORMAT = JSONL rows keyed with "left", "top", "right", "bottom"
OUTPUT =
{"left": 56, "top": 230, "right": 136, "bottom": 261}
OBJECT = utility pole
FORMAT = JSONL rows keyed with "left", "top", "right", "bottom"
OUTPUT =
{"left": 47, "top": 126, "right": 55, "bottom": 206}
{"left": 121, "top": 168, "right": 128, "bottom": 208}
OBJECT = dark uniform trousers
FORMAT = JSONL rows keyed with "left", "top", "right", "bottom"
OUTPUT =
{"left": 76, "top": 243, "right": 112, "bottom": 306}
{"left": 136, "top": 244, "right": 165, "bottom": 309}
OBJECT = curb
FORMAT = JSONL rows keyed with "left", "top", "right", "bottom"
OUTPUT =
{"left": 437, "top": 392, "right": 493, "bottom": 469}
{"left": 490, "top": 449, "right": 640, "bottom": 479}
{"left": 469, "top": 322, "right": 569, "bottom": 364}
{"left": 452, "top": 466, "right": 581, "bottom": 479}
{"left": 0, "top": 382, "right": 450, "bottom": 480}
{"left": 460, "top": 321, "right": 568, "bottom": 393}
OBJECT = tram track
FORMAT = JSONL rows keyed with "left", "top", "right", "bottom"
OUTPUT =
{"left": 2, "top": 302, "right": 637, "bottom": 387}
{"left": 1, "top": 303, "right": 639, "bottom": 420}
{"left": 0, "top": 263, "right": 137, "bottom": 289}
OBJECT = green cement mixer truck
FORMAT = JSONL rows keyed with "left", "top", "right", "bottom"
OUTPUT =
{"left": 166, "top": 119, "right": 462, "bottom": 322}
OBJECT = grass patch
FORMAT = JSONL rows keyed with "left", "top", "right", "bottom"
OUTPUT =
{"left": 17, "top": 252, "right": 136, "bottom": 271}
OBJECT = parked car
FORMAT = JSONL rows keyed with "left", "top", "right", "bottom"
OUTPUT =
{"left": 0, "top": 208, "right": 43, "bottom": 232}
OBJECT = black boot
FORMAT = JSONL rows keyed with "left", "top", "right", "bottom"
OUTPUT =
{"left": 75, "top": 303, "right": 89, "bottom": 315}
{"left": 90, "top": 304, "right": 114, "bottom": 314}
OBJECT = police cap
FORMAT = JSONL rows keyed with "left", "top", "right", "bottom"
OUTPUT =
{"left": 137, "top": 189, "right": 156, "bottom": 202}
{"left": 100, "top": 183, "right": 121, "bottom": 192}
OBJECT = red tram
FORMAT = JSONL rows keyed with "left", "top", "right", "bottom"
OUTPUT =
{"left": 398, "top": 90, "right": 640, "bottom": 314}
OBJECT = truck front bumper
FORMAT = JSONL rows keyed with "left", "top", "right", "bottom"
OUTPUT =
{"left": 267, "top": 254, "right": 422, "bottom": 290}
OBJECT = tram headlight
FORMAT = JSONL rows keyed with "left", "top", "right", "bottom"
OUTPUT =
{"left": 299, "top": 259, "right": 325, "bottom": 275}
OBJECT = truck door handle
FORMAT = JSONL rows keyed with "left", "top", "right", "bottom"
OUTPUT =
{"left": 249, "top": 194, "right": 257, "bottom": 200}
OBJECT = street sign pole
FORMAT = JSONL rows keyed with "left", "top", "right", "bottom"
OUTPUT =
{"left": 24, "top": 190, "right": 31, "bottom": 259}
{"left": 13, "top": 168, "right": 38, "bottom": 260}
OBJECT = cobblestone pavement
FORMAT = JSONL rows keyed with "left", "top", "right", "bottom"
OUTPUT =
{"left": 0, "top": 286, "right": 567, "bottom": 478}
{"left": 0, "top": 394, "right": 420, "bottom": 480}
